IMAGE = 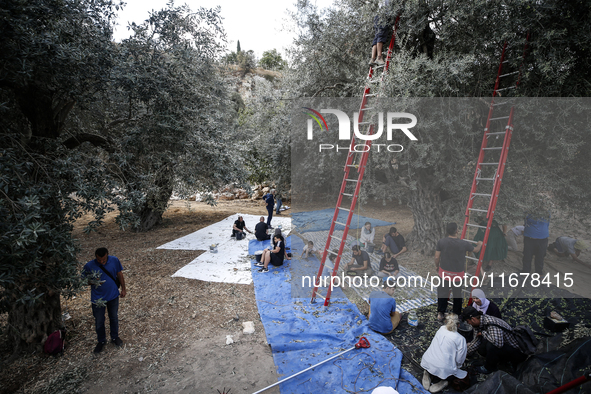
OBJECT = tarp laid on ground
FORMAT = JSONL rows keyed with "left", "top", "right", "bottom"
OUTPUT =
{"left": 292, "top": 208, "right": 394, "bottom": 233}
{"left": 158, "top": 213, "right": 292, "bottom": 284}
{"left": 250, "top": 236, "right": 428, "bottom": 393}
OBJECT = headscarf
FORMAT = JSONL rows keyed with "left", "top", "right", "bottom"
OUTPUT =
{"left": 471, "top": 289, "right": 490, "bottom": 315}
{"left": 363, "top": 222, "right": 373, "bottom": 234}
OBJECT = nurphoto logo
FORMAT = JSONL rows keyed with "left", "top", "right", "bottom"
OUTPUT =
{"left": 303, "top": 108, "right": 418, "bottom": 152}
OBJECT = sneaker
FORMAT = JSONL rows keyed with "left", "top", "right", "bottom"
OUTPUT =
{"left": 94, "top": 342, "right": 106, "bottom": 353}
{"left": 422, "top": 370, "right": 431, "bottom": 390}
{"left": 369, "top": 58, "right": 377, "bottom": 66}
{"left": 268, "top": 226, "right": 274, "bottom": 229}
{"left": 258, "top": 268, "right": 269, "bottom": 273}
{"left": 375, "top": 250, "right": 384, "bottom": 256}
{"left": 254, "top": 262, "right": 264, "bottom": 267}
{"left": 375, "top": 58, "right": 385, "bottom": 66}
{"left": 429, "top": 380, "right": 448, "bottom": 393}
{"left": 112, "top": 337, "right": 123, "bottom": 347}
{"left": 437, "top": 312, "right": 445, "bottom": 322}
{"left": 475, "top": 365, "right": 491, "bottom": 374}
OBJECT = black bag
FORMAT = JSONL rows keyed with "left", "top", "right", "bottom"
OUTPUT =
{"left": 97, "top": 264, "right": 121, "bottom": 288}
{"left": 487, "top": 323, "right": 539, "bottom": 355}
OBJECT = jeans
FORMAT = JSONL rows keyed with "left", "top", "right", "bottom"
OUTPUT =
{"left": 522, "top": 236, "right": 548, "bottom": 274}
{"left": 276, "top": 198, "right": 282, "bottom": 214}
{"left": 92, "top": 297, "right": 119, "bottom": 343}
{"left": 266, "top": 206, "right": 273, "bottom": 226}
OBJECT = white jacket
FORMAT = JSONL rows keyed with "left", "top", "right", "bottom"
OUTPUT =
{"left": 420, "top": 326, "right": 467, "bottom": 379}
{"left": 360, "top": 227, "right": 376, "bottom": 245}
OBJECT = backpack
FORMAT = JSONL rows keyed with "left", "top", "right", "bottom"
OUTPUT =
{"left": 488, "top": 323, "right": 540, "bottom": 355}
{"left": 44, "top": 329, "right": 65, "bottom": 355}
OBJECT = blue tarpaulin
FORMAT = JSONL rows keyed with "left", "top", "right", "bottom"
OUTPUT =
{"left": 291, "top": 208, "right": 395, "bottom": 234}
{"left": 249, "top": 236, "right": 427, "bottom": 393}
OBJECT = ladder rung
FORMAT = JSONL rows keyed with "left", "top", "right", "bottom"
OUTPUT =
{"left": 489, "top": 116, "right": 510, "bottom": 121}
{"left": 315, "top": 292, "right": 326, "bottom": 300}
{"left": 334, "top": 221, "right": 348, "bottom": 227}
{"left": 496, "top": 86, "right": 517, "bottom": 92}
{"left": 483, "top": 147, "right": 503, "bottom": 150}
{"left": 327, "top": 249, "right": 339, "bottom": 255}
{"left": 365, "top": 94, "right": 378, "bottom": 97}
{"left": 466, "top": 256, "right": 479, "bottom": 261}
{"left": 360, "top": 107, "right": 374, "bottom": 111}
{"left": 345, "top": 179, "right": 359, "bottom": 182}
{"left": 357, "top": 122, "right": 372, "bottom": 125}
{"left": 491, "top": 101, "right": 510, "bottom": 106}
{"left": 342, "top": 192, "right": 354, "bottom": 197}
{"left": 463, "top": 239, "right": 478, "bottom": 244}
{"left": 373, "top": 65, "right": 385, "bottom": 69}
{"left": 468, "top": 208, "right": 488, "bottom": 212}
{"left": 479, "top": 163, "right": 499, "bottom": 166}
{"left": 338, "top": 207, "right": 350, "bottom": 212}
{"left": 499, "top": 71, "right": 520, "bottom": 78}
{"left": 467, "top": 224, "right": 487, "bottom": 229}
{"left": 472, "top": 193, "right": 492, "bottom": 197}
{"left": 486, "top": 132, "right": 506, "bottom": 136}
{"left": 476, "top": 178, "right": 494, "bottom": 181}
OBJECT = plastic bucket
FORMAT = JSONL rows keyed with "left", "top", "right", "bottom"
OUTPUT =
{"left": 255, "top": 250, "right": 263, "bottom": 262}
{"left": 458, "top": 322, "right": 474, "bottom": 342}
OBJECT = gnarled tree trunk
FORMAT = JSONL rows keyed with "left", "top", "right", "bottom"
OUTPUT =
{"left": 134, "top": 162, "right": 174, "bottom": 232}
{"left": 407, "top": 171, "right": 445, "bottom": 255}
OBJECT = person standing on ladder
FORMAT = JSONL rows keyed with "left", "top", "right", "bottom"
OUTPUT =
{"left": 369, "top": 0, "right": 392, "bottom": 67}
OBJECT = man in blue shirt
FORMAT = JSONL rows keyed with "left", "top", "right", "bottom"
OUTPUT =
{"left": 368, "top": 282, "right": 400, "bottom": 334}
{"left": 521, "top": 213, "right": 550, "bottom": 274}
{"left": 82, "top": 248, "right": 127, "bottom": 353}
{"left": 262, "top": 189, "right": 275, "bottom": 228}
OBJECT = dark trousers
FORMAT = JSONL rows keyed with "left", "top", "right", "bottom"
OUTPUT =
{"left": 92, "top": 297, "right": 119, "bottom": 343}
{"left": 276, "top": 198, "right": 282, "bottom": 214}
{"left": 266, "top": 206, "right": 273, "bottom": 226}
{"left": 522, "top": 236, "right": 548, "bottom": 274}
{"left": 437, "top": 277, "right": 463, "bottom": 315}
{"left": 478, "top": 338, "right": 526, "bottom": 371}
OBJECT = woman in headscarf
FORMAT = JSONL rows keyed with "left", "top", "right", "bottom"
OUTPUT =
{"left": 471, "top": 288, "right": 502, "bottom": 319}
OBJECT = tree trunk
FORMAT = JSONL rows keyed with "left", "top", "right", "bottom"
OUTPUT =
{"left": 134, "top": 162, "right": 174, "bottom": 232}
{"left": 7, "top": 290, "right": 62, "bottom": 353}
{"left": 407, "top": 172, "right": 445, "bottom": 255}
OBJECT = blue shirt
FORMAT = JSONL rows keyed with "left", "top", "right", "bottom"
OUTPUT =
{"left": 264, "top": 193, "right": 274, "bottom": 208}
{"left": 83, "top": 256, "right": 123, "bottom": 303}
{"left": 523, "top": 215, "right": 549, "bottom": 239}
{"left": 369, "top": 290, "right": 397, "bottom": 333}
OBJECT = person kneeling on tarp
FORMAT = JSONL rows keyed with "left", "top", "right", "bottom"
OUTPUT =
{"left": 254, "top": 234, "right": 286, "bottom": 273}
{"left": 420, "top": 313, "right": 468, "bottom": 393}
{"left": 368, "top": 281, "right": 400, "bottom": 335}
{"left": 462, "top": 306, "right": 527, "bottom": 374}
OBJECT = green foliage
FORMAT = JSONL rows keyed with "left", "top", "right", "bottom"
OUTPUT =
{"left": 259, "top": 49, "right": 286, "bottom": 70}
{"left": 237, "top": 40, "right": 241, "bottom": 53}
{"left": 237, "top": 49, "right": 257, "bottom": 75}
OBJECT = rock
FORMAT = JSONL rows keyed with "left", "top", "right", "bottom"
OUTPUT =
{"left": 242, "top": 321, "right": 255, "bottom": 334}
{"left": 262, "top": 187, "right": 270, "bottom": 193}
{"left": 225, "top": 335, "right": 234, "bottom": 345}
{"left": 218, "top": 192, "right": 235, "bottom": 201}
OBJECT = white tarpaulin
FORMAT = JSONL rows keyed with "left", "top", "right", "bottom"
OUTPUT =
{"left": 158, "top": 213, "right": 292, "bottom": 284}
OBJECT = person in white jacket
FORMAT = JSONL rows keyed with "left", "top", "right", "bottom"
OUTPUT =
{"left": 420, "top": 314, "right": 467, "bottom": 393}
{"left": 359, "top": 222, "right": 376, "bottom": 249}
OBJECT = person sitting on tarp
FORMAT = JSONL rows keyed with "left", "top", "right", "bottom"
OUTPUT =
{"left": 471, "top": 289, "right": 502, "bottom": 319}
{"left": 376, "top": 227, "right": 407, "bottom": 258}
{"left": 302, "top": 241, "right": 321, "bottom": 260}
{"left": 343, "top": 245, "right": 374, "bottom": 276}
{"left": 547, "top": 237, "right": 588, "bottom": 264}
{"left": 232, "top": 216, "right": 252, "bottom": 240}
{"left": 462, "top": 306, "right": 527, "bottom": 374}
{"left": 359, "top": 221, "right": 376, "bottom": 251}
{"left": 368, "top": 281, "right": 400, "bottom": 335}
{"left": 254, "top": 216, "right": 270, "bottom": 241}
{"left": 255, "top": 234, "right": 286, "bottom": 273}
{"left": 420, "top": 313, "right": 468, "bottom": 393}
{"left": 377, "top": 252, "right": 399, "bottom": 279}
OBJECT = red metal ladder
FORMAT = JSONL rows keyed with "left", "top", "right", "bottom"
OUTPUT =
{"left": 460, "top": 35, "right": 530, "bottom": 281}
{"left": 311, "top": 16, "right": 401, "bottom": 306}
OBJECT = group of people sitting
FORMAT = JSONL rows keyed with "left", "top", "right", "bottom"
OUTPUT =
{"left": 340, "top": 225, "right": 406, "bottom": 279}
{"left": 368, "top": 282, "right": 522, "bottom": 393}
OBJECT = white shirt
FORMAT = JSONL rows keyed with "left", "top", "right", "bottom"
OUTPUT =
{"left": 360, "top": 227, "right": 376, "bottom": 245}
{"left": 420, "top": 326, "right": 467, "bottom": 379}
{"left": 510, "top": 225, "right": 525, "bottom": 236}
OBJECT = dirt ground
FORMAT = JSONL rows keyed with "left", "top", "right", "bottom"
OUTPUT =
{"left": 0, "top": 198, "right": 589, "bottom": 394}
